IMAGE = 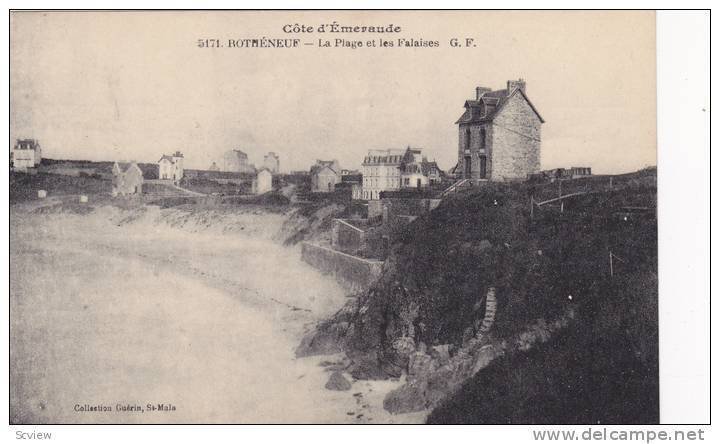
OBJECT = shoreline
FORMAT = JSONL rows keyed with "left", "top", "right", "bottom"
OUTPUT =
{"left": 10, "top": 202, "right": 426, "bottom": 424}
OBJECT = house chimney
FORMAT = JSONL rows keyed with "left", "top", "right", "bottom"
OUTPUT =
{"left": 507, "top": 78, "right": 526, "bottom": 95}
{"left": 476, "top": 86, "right": 492, "bottom": 100}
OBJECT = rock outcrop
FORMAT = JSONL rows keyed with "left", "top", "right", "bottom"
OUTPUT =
{"left": 325, "top": 371, "right": 352, "bottom": 391}
{"left": 383, "top": 308, "right": 575, "bottom": 414}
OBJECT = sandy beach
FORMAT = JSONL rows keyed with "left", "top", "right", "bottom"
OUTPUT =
{"left": 10, "top": 201, "right": 426, "bottom": 424}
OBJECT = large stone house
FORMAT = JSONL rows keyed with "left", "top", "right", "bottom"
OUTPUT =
{"left": 158, "top": 151, "right": 184, "bottom": 182}
{"left": 310, "top": 159, "right": 341, "bottom": 192}
{"left": 454, "top": 79, "right": 543, "bottom": 182}
{"left": 11, "top": 139, "right": 42, "bottom": 170}
{"left": 112, "top": 161, "right": 144, "bottom": 196}
{"left": 223, "top": 149, "right": 255, "bottom": 173}
{"left": 361, "top": 149, "right": 403, "bottom": 200}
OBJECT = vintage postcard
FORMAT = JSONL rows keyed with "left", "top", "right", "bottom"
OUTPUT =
{"left": 9, "top": 10, "right": 664, "bottom": 426}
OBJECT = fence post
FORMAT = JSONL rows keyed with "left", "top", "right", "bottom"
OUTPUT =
{"left": 530, "top": 195, "right": 534, "bottom": 219}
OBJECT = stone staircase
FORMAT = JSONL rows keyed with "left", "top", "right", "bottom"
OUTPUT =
{"left": 441, "top": 178, "right": 471, "bottom": 196}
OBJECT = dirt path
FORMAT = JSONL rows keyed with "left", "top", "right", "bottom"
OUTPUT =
{"left": 10, "top": 204, "right": 426, "bottom": 424}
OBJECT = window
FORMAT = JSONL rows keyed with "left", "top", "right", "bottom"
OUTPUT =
{"left": 465, "top": 128, "right": 471, "bottom": 150}
{"left": 480, "top": 128, "right": 486, "bottom": 148}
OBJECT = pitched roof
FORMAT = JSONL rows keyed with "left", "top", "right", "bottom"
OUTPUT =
{"left": 312, "top": 160, "right": 339, "bottom": 174}
{"left": 420, "top": 160, "right": 441, "bottom": 176}
{"left": 455, "top": 87, "right": 544, "bottom": 124}
{"left": 14, "top": 139, "right": 40, "bottom": 150}
{"left": 113, "top": 161, "right": 143, "bottom": 176}
{"left": 311, "top": 164, "right": 337, "bottom": 175}
{"left": 158, "top": 155, "right": 175, "bottom": 164}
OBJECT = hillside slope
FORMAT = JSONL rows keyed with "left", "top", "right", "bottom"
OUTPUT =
{"left": 298, "top": 171, "right": 658, "bottom": 423}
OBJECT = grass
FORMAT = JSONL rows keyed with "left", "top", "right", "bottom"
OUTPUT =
{"left": 178, "top": 177, "right": 251, "bottom": 195}
{"left": 10, "top": 171, "right": 110, "bottom": 204}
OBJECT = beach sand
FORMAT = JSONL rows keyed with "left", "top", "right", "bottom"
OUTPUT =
{"left": 10, "top": 201, "right": 426, "bottom": 424}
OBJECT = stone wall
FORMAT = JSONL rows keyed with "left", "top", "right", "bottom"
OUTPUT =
{"left": 301, "top": 242, "right": 384, "bottom": 293}
{"left": 332, "top": 219, "right": 367, "bottom": 256}
{"left": 378, "top": 198, "right": 442, "bottom": 222}
{"left": 490, "top": 93, "right": 542, "bottom": 181}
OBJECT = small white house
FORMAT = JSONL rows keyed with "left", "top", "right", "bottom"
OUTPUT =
{"left": 158, "top": 151, "right": 184, "bottom": 183}
{"left": 11, "top": 139, "right": 42, "bottom": 170}
{"left": 253, "top": 168, "right": 273, "bottom": 194}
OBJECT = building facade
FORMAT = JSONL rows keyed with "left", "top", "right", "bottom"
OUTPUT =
{"left": 223, "top": 149, "right": 255, "bottom": 173}
{"left": 310, "top": 159, "right": 341, "bottom": 192}
{"left": 340, "top": 173, "right": 363, "bottom": 200}
{"left": 455, "top": 79, "right": 543, "bottom": 182}
{"left": 253, "top": 168, "right": 273, "bottom": 194}
{"left": 361, "top": 149, "right": 403, "bottom": 200}
{"left": 112, "top": 162, "right": 144, "bottom": 196}
{"left": 263, "top": 152, "right": 280, "bottom": 174}
{"left": 11, "top": 139, "right": 42, "bottom": 170}
{"left": 400, "top": 148, "right": 442, "bottom": 189}
{"left": 158, "top": 151, "right": 184, "bottom": 182}
{"left": 362, "top": 147, "right": 443, "bottom": 199}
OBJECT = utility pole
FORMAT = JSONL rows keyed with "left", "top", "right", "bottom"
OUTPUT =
{"left": 609, "top": 251, "right": 614, "bottom": 277}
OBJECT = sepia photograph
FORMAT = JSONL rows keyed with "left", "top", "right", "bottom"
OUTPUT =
{"left": 6, "top": 8, "right": 708, "bottom": 432}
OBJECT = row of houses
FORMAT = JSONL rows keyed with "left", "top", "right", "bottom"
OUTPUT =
{"left": 16, "top": 79, "right": 598, "bottom": 203}
{"left": 110, "top": 151, "right": 275, "bottom": 197}
{"left": 360, "top": 146, "right": 443, "bottom": 200}
{"left": 307, "top": 146, "right": 444, "bottom": 201}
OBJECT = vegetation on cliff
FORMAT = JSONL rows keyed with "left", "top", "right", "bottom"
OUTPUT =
{"left": 299, "top": 169, "right": 658, "bottom": 423}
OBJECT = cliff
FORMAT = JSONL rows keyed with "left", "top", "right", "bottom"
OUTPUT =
{"left": 297, "top": 170, "right": 658, "bottom": 423}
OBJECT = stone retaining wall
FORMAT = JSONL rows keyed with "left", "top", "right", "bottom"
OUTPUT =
{"left": 301, "top": 242, "right": 384, "bottom": 293}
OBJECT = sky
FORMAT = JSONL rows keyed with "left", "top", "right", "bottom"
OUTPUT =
{"left": 10, "top": 11, "right": 656, "bottom": 174}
